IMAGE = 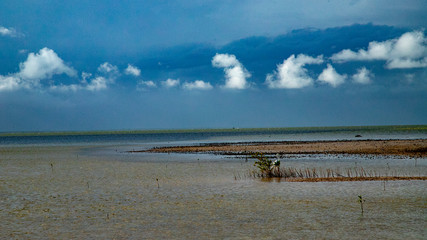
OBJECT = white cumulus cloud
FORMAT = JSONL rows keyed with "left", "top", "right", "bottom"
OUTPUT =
{"left": 93, "top": 62, "right": 119, "bottom": 88}
{"left": 49, "top": 62, "right": 119, "bottom": 92}
{"left": 212, "top": 53, "right": 240, "bottom": 68}
{"left": 83, "top": 63, "right": 120, "bottom": 90}
{"left": 137, "top": 80, "right": 157, "bottom": 91}
{"left": 139, "top": 80, "right": 156, "bottom": 88}
{"left": 85, "top": 76, "right": 108, "bottom": 91}
{"left": 331, "top": 31, "right": 427, "bottom": 69}
{"left": 0, "top": 75, "right": 21, "bottom": 91}
{"left": 0, "top": 26, "right": 18, "bottom": 37}
{"left": 50, "top": 73, "right": 109, "bottom": 92}
{"left": 0, "top": 48, "right": 78, "bottom": 91}
{"left": 266, "top": 54, "right": 323, "bottom": 89}
{"left": 125, "top": 64, "right": 141, "bottom": 76}
{"left": 318, "top": 64, "right": 346, "bottom": 87}
{"left": 352, "top": 67, "right": 373, "bottom": 84}
{"left": 161, "top": 78, "right": 180, "bottom": 88}
{"left": 183, "top": 80, "right": 213, "bottom": 90}
{"left": 0, "top": 48, "right": 119, "bottom": 92}
{"left": 386, "top": 58, "right": 427, "bottom": 69}
{"left": 18, "top": 48, "right": 77, "bottom": 81}
{"left": 212, "top": 53, "right": 251, "bottom": 89}
{"left": 98, "top": 62, "right": 119, "bottom": 75}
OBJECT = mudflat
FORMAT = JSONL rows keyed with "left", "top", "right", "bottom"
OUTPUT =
{"left": 1, "top": 141, "right": 426, "bottom": 238}
{"left": 143, "top": 139, "right": 427, "bottom": 157}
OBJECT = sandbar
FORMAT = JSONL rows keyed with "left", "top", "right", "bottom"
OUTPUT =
{"left": 141, "top": 139, "right": 427, "bottom": 157}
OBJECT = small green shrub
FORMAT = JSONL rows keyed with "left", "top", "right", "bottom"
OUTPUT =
{"left": 252, "top": 152, "right": 280, "bottom": 177}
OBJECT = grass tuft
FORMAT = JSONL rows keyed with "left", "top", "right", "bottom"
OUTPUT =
{"left": 249, "top": 152, "right": 427, "bottom": 182}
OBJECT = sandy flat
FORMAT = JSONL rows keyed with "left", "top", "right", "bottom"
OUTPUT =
{"left": 142, "top": 139, "right": 427, "bottom": 157}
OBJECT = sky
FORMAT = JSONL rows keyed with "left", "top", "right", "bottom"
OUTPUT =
{"left": 0, "top": 0, "right": 426, "bottom": 132}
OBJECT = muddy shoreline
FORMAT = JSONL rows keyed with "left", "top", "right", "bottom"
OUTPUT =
{"left": 138, "top": 139, "right": 427, "bottom": 157}
{"left": 265, "top": 176, "right": 427, "bottom": 182}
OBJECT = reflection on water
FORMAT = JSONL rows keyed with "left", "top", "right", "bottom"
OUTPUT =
{"left": 0, "top": 144, "right": 426, "bottom": 239}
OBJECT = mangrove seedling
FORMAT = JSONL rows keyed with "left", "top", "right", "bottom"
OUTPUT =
{"left": 252, "top": 152, "right": 281, "bottom": 177}
{"left": 358, "top": 195, "right": 365, "bottom": 215}
{"left": 253, "top": 152, "right": 273, "bottom": 176}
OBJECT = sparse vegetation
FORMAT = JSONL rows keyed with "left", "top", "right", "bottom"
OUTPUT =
{"left": 249, "top": 152, "right": 427, "bottom": 182}
{"left": 358, "top": 195, "right": 365, "bottom": 215}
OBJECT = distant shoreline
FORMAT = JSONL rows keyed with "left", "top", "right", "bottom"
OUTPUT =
{"left": 140, "top": 139, "right": 427, "bottom": 157}
{"left": 1, "top": 124, "right": 426, "bottom": 137}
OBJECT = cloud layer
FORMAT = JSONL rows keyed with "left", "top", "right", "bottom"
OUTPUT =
{"left": 1, "top": 29, "right": 425, "bottom": 93}
{"left": 331, "top": 31, "right": 427, "bottom": 69}
{"left": 212, "top": 53, "right": 251, "bottom": 89}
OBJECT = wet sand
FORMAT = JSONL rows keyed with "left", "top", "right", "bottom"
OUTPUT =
{"left": 143, "top": 139, "right": 427, "bottom": 157}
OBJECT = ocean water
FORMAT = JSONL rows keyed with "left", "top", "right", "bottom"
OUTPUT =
{"left": 1, "top": 125, "right": 426, "bottom": 146}
{"left": 1, "top": 126, "right": 426, "bottom": 239}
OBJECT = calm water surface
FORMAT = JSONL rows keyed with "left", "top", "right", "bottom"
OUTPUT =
{"left": 1, "top": 127, "right": 426, "bottom": 239}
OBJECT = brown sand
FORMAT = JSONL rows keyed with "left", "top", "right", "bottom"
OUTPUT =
{"left": 142, "top": 139, "right": 427, "bottom": 157}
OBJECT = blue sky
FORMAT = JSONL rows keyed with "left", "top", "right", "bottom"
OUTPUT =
{"left": 0, "top": 0, "right": 426, "bottom": 131}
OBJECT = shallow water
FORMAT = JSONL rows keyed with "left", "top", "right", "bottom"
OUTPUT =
{"left": 0, "top": 144, "right": 426, "bottom": 239}
{"left": 1, "top": 127, "right": 426, "bottom": 239}
{"left": 2, "top": 125, "right": 426, "bottom": 146}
